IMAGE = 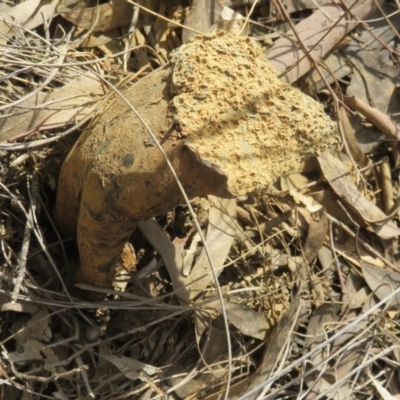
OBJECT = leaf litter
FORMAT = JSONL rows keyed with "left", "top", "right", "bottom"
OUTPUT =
{"left": 0, "top": 1, "right": 400, "bottom": 399}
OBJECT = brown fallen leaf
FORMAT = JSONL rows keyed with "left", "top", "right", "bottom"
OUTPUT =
{"left": 344, "top": 96, "right": 400, "bottom": 142}
{"left": 170, "top": 324, "right": 228, "bottom": 398}
{"left": 138, "top": 197, "right": 236, "bottom": 305}
{"left": 305, "top": 377, "right": 352, "bottom": 400}
{"left": 331, "top": 309, "right": 369, "bottom": 350}
{"left": 102, "top": 355, "right": 161, "bottom": 381}
{"left": 303, "top": 304, "right": 347, "bottom": 400}
{"left": 380, "top": 157, "right": 395, "bottom": 214}
{"left": 361, "top": 261, "right": 400, "bottom": 307}
{"left": 267, "top": 0, "right": 385, "bottom": 82}
{"left": 343, "top": 272, "right": 369, "bottom": 310}
{"left": 308, "top": 2, "right": 400, "bottom": 101}
{"left": 9, "top": 338, "right": 44, "bottom": 364}
{"left": 187, "top": 196, "right": 237, "bottom": 299}
{"left": 311, "top": 189, "right": 355, "bottom": 227}
{"left": 280, "top": 172, "right": 312, "bottom": 193}
{"left": 60, "top": 0, "right": 133, "bottom": 32}
{"left": 0, "top": 0, "right": 58, "bottom": 45}
{"left": 344, "top": 3, "right": 400, "bottom": 119}
{"left": 216, "top": 6, "right": 249, "bottom": 36}
{"left": 182, "top": 0, "right": 224, "bottom": 43}
{"left": 237, "top": 287, "right": 301, "bottom": 399}
{"left": 338, "top": 105, "right": 368, "bottom": 167}
{"left": 204, "top": 301, "right": 272, "bottom": 341}
{"left": 317, "top": 152, "right": 400, "bottom": 240}
{"left": 0, "top": 72, "right": 104, "bottom": 143}
{"left": 290, "top": 190, "right": 323, "bottom": 214}
{"left": 303, "top": 211, "right": 328, "bottom": 263}
{"left": 281, "top": 0, "right": 331, "bottom": 13}
{"left": 306, "top": 51, "right": 352, "bottom": 94}
{"left": 9, "top": 308, "right": 52, "bottom": 363}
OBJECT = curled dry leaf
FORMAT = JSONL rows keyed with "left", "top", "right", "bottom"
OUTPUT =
{"left": 303, "top": 211, "right": 328, "bottom": 262}
{"left": 344, "top": 96, "right": 400, "bottom": 142}
{"left": 380, "top": 157, "right": 395, "bottom": 214}
{"left": 317, "top": 152, "right": 400, "bottom": 240}
{"left": 338, "top": 105, "right": 368, "bottom": 167}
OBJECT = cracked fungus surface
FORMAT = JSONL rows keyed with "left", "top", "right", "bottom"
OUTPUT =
{"left": 170, "top": 31, "right": 338, "bottom": 195}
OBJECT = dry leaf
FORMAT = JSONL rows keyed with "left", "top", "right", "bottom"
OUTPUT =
{"left": 343, "top": 272, "right": 369, "bottom": 310}
{"left": 205, "top": 301, "right": 272, "bottom": 341}
{"left": 305, "top": 375, "right": 351, "bottom": 400}
{"left": 238, "top": 287, "right": 301, "bottom": 399}
{"left": 282, "top": 0, "right": 331, "bottom": 12}
{"left": 338, "top": 105, "right": 368, "bottom": 166}
{"left": 79, "top": 29, "right": 121, "bottom": 48}
{"left": 311, "top": 189, "right": 355, "bottom": 227}
{"left": 305, "top": 303, "right": 341, "bottom": 365}
{"left": 170, "top": 324, "right": 228, "bottom": 398}
{"left": 317, "top": 152, "right": 400, "bottom": 239}
{"left": 0, "top": 0, "right": 58, "bottom": 45}
{"left": 138, "top": 197, "right": 236, "bottom": 304}
{"left": 103, "top": 355, "right": 161, "bottom": 381}
{"left": 330, "top": 309, "right": 369, "bottom": 350}
{"left": 0, "top": 72, "right": 104, "bottom": 142}
{"left": 267, "top": 0, "right": 384, "bottom": 82}
{"left": 182, "top": 0, "right": 224, "bottom": 43}
{"left": 290, "top": 190, "right": 323, "bottom": 213}
{"left": 12, "top": 308, "right": 51, "bottom": 343}
{"left": 303, "top": 212, "right": 328, "bottom": 262}
{"left": 9, "top": 338, "right": 43, "bottom": 363}
{"left": 306, "top": 52, "right": 352, "bottom": 93}
{"left": 187, "top": 196, "right": 236, "bottom": 299}
{"left": 280, "top": 173, "right": 311, "bottom": 193}
{"left": 344, "top": 96, "right": 400, "bottom": 142}
{"left": 216, "top": 6, "right": 248, "bottom": 36}
{"left": 60, "top": 0, "right": 133, "bottom": 32}
{"left": 361, "top": 261, "right": 400, "bottom": 307}
{"left": 333, "top": 349, "right": 363, "bottom": 388}
{"left": 344, "top": 3, "right": 400, "bottom": 120}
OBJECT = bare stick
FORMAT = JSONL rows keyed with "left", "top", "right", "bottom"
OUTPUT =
{"left": 12, "top": 174, "right": 39, "bottom": 303}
